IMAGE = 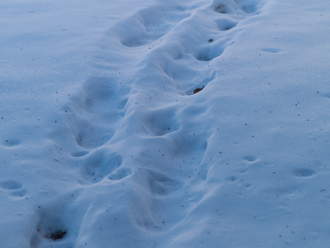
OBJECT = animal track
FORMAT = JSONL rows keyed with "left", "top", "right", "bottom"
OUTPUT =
{"left": 108, "top": 168, "right": 132, "bottom": 181}
{"left": 0, "top": 180, "right": 22, "bottom": 190}
{"left": 243, "top": 155, "right": 258, "bottom": 162}
{"left": 148, "top": 170, "right": 183, "bottom": 197}
{"left": 215, "top": 18, "right": 238, "bottom": 31}
{"left": 79, "top": 149, "right": 123, "bottom": 184}
{"left": 227, "top": 176, "right": 238, "bottom": 182}
{"left": 131, "top": 168, "right": 186, "bottom": 232}
{"left": 235, "top": 0, "right": 264, "bottom": 14}
{"left": 195, "top": 45, "right": 224, "bottom": 61}
{"left": 0, "top": 180, "right": 26, "bottom": 197}
{"left": 118, "top": 4, "right": 190, "bottom": 47}
{"left": 213, "top": 0, "right": 264, "bottom": 15}
{"left": 261, "top": 48, "right": 281, "bottom": 53}
{"left": 141, "top": 107, "right": 180, "bottom": 136}
{"left": 134, "top": 168, "right": 183, "bottom": 197}
{"left": 31, "top": 204, "right": 70, "bottom": 248}
{"left": 2, "top": 138, "right": 21, "bottom": 147}
{"left": 294, "top": 168, "right": 316, "bottom": 178}
{"left": 75, "top": 126, "right": 113, "bottom": 149}
{"left": 64, "top": 76, "right": 129, "bottom": 149}
{"left": 322, "top": 93, "right": 330, "bottom": 99}
{"left": 214, "top": 3, "right": 233, "bottom": 14}
{"left": 71, "top": 150, "right": 89, "bottom": 158}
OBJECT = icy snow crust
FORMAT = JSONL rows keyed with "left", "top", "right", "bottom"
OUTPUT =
{"left": 1, "top": 0, "right": 330, "bottom": 247}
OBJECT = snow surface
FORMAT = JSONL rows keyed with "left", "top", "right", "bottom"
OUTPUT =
{"left": 1, "top": 0, "right": 330, "bottom": 247}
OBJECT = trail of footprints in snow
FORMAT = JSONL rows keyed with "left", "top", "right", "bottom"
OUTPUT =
{"left": 116, "top": 0, "right": 264, "bottom": 94}
{"left": 51, "top": 0, "right": 269, "bottom": 240}
{"left": 65, "top": 0, "right": 266, "bottom": 164}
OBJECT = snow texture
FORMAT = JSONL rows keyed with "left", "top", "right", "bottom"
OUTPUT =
{"left": 1, "top": 0, "right": 330, "bottom": 247}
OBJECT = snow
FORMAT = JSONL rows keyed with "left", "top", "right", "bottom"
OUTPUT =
{"left": 1, "top": 0, "right": 330, "bottom": 247}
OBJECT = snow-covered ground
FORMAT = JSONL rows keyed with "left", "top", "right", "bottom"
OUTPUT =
{"left": 1, "top": 0, "right": 330, "bottom": 247}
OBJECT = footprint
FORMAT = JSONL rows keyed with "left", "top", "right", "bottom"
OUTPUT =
{"left": 321, "top": 93, "right": 330, "bottom": 100}
{"left": 65, "top": 106, "right": 115, "bottom": 150}
{"left": 71, "top": 150, "right": 89, "bottom": 158}
{"left": 195, "top": 46, "right": 224, "bottom": 61}
{"left": 294, "top": 168, "right": 316, "bottom": 178}
{"left": 243, "top": 155, "right": 257, "bottom": 162}
{"left": 108, "top": 168, "right": 132, "bottom": 181}
{"left": 8, "top": 189, "right": 27, "bottom": 198}
{"left": 148, "top": 171, "right": 183, "bottom": 197}
{"left": 0, "top": 180, "right": 22, "bottom": 190}
{"left": 261, "top": 48, "right": 281, "bottom": 53}
{"left": 243, "top": 183, "right": 253, "bottom": 188}
{"left": 141, "top": 107, "right": 180, "bottom": 136}
{"left": 0, "top": 180, "right": 27, "bottom": 197}
{"left": 64, "top": 75, "right": 129, "bottom": 150}
{"left": 194, "top": 40, "right": 234, "bottom": 61}
{"left": 213, "top": 0, "right": 265, "bottom": 15}
{"left": 118, "top": 4, "right": 190, "bottom": 47}
{"left": 82, "top": 76, "right": 129, "bottom": 106}
{"left": 2, "top": 138, "right": 21, "bottom": 147}
{"left": 215, "top": 18, "right": 238, "bottom": 31}
{"left": 79, "top": 150, "right": 123, "bottom": 184}
{"left": 235, "top": 0, "right": 264, "bottom": 14}
{"left": 213, "top": 2, "right": 236, "bottom": 14}
{"left": 227, "top": 176, "right": 238, "bottom": 182}
{"left": 134, "top": 168, "right": 183, "bottom": 197}
{"left": 131, "top": 168, "right": 185, "bottom": 232}
{"left": 75, "top": 126, "right": 114, "bottom": 149}
{"left": 31, "top": 205, "right": 69, "bottom": 248}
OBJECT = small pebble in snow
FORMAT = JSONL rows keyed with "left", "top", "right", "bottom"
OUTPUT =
{"left": 193, "top": 86, "right": 204, "bottom": 94}
{"left": 48, "top": 230, "right": 67, "bottom": 240}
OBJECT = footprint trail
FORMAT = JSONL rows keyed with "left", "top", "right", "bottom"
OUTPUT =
{"left": 50, "top": 0, "right": 269, "bottom": 246}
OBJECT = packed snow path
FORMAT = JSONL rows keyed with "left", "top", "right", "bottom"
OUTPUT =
{"left": 1, "top": 0, "right": 330, "bottom": 247}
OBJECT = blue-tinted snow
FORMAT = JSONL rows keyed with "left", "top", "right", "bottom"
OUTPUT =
{"left": 1, "top": 0, "right": 330, "bottom": 247}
